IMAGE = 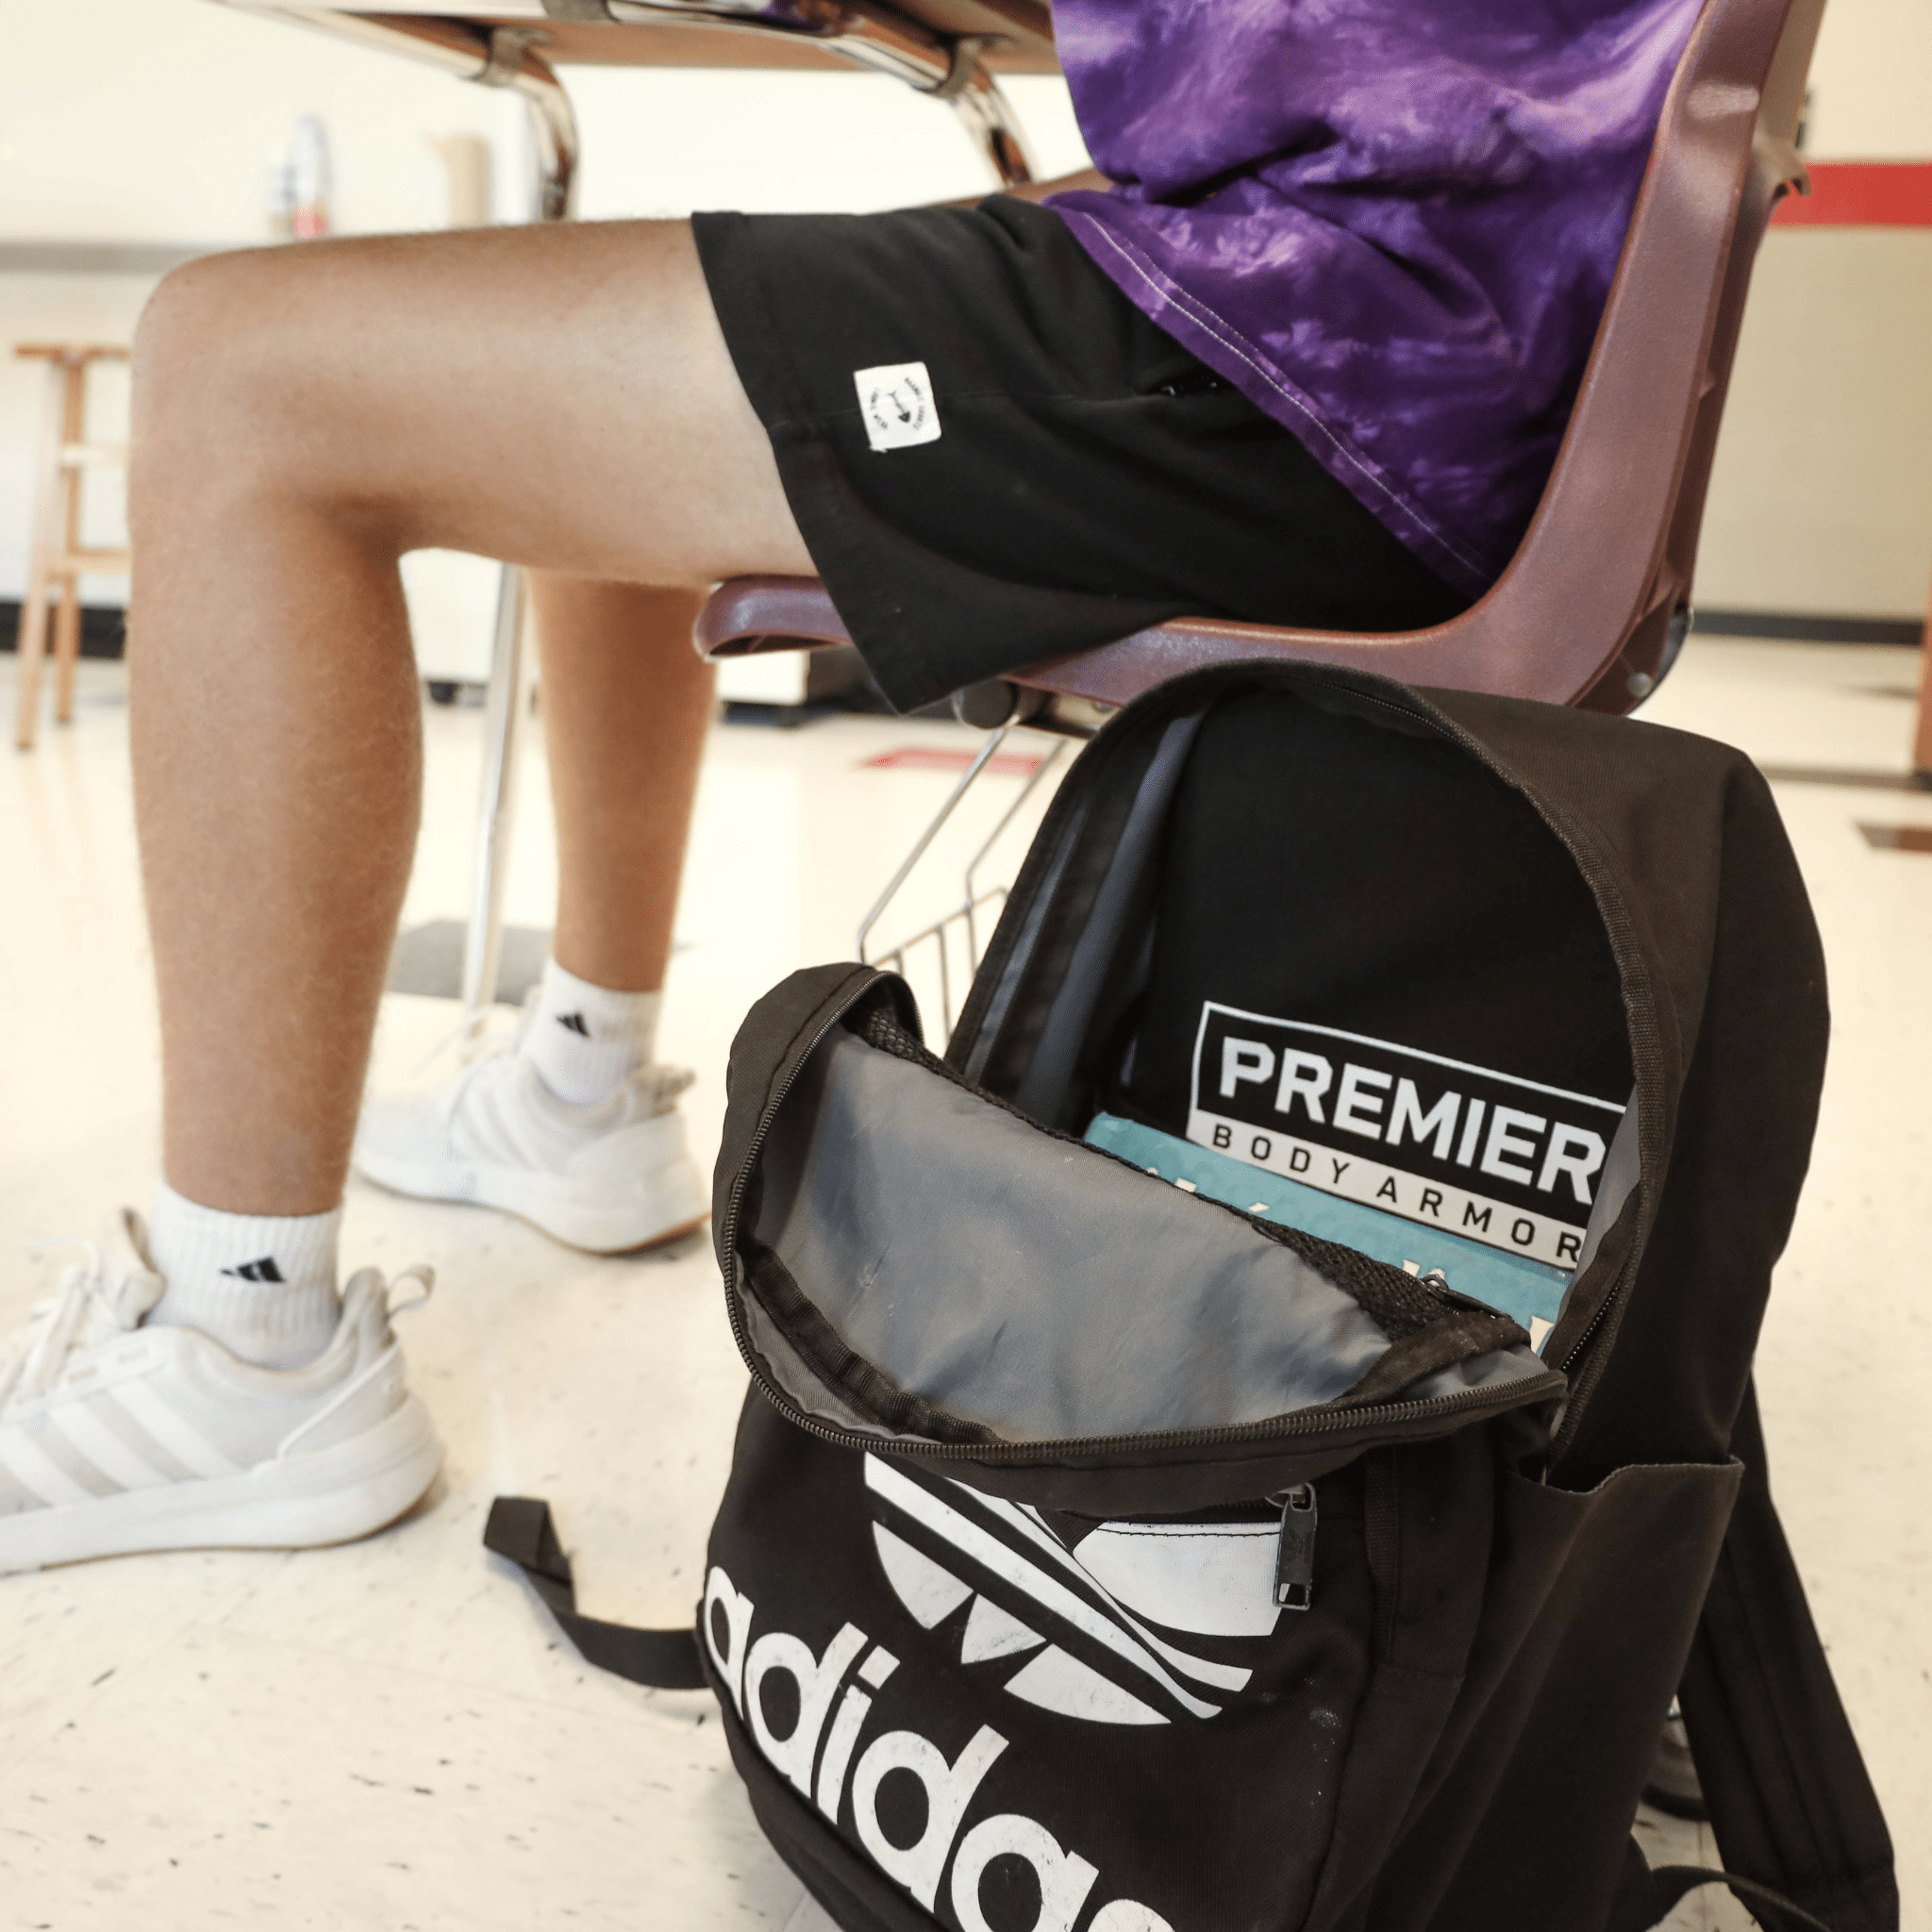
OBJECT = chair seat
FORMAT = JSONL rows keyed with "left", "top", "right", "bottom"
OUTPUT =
{"left": 695, "top": 575, "right": 857, "bottom": 658}
{"left": 692, "top": 574, "right": 1648, "bottom": 712}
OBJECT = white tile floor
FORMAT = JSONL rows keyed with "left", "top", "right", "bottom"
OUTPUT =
{"left": 1, "top": 639, "right": 1926, "bottom": 1930}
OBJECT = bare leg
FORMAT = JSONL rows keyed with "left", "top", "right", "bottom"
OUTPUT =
{"left": 129, "top": 222, "right": 811, "bottom": 1216}
{"left": 528, "top": 574, "right": 713, "bottom": 995}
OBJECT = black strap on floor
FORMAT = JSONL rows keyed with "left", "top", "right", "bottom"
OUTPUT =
{"left": 483, "top": 1495, "right": 707, "bottom": 1690}
{"left": 1677, "top": 1383, "right": 1899, "bottom": 1932}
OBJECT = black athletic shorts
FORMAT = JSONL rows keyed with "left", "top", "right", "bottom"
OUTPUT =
{"left": 692, "top": 195, "right": 1468, "bottom": 714}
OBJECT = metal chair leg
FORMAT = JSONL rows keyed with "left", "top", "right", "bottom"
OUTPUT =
{"left": 858, "top": 725, "right": 1018, "bottom": 963}
{"left": 858, "top": 726, "right": 1073, "bottom": 1038}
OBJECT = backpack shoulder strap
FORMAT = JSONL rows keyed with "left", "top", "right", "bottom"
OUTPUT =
{"left": 484, "top": 1496, "right": 707, "bottom": 1690}
{"left": 1609, "top": 1840, "right": 1841, "bottom": 1932}
{"left": 1676, "top": 1381, "right": 1898, "bottom": 1932}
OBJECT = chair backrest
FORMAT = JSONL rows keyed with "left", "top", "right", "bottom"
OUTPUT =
{"left": 695, "top": 0, "right": 1824, "bottom": 717}
{"left": 1003, "top": 0, "right": 1824, "bottom": 716}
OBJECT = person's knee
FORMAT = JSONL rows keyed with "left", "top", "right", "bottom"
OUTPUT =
{"left": 131, "top": 248, "right": 401, "bottom": 545}
{"left": 134, "top": 253, "right": 287, "bottom": 489}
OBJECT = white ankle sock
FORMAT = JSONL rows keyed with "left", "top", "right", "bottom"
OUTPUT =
{"left": 146, "top": 1181, "right": 342, "bottom": 1370}
{"left": 525, "top": 958, "right": 661, "bottom": 1107}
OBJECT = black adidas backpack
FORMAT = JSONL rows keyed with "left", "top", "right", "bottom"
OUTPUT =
{"left": 487, "top": 663, "right": 1896, "bottom": 1932}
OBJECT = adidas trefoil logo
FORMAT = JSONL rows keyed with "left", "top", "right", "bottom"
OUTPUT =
{"left": 864, "top": 1456, "right": 1270, "bottom": 1726}
{"left": 221, "top": 1257, "right": 285, "bottom": 1283}
{"left": 556, "top": 1012, "right": 591, "bottom": 1038}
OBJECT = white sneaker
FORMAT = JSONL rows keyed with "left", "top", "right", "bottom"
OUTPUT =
{"left": 0, "top": 1212, "right": 443, "bottom": 1575}
{"left": 353, "top": 1038, "right": 708, "bottom": 1255}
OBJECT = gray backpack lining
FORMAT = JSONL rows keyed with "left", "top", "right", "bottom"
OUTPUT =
{"left": 747, "top": 1025, "right": 1543, "bottom": 1444}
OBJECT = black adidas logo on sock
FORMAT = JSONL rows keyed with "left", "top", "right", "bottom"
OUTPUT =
{"left": 556, "top": 1012, "right": 591, "bottom": 1037}
{"left": 221, "top": 1257, "right": 286, "bottom": 1283}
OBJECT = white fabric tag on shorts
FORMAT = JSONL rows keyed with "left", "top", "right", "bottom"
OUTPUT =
{"left": 854, "top": 361, "right": 941, "bottom": 452}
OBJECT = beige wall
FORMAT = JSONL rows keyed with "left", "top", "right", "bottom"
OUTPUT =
{"left": 1805, "top": 0, "right": 1932, "bottom": 158}
{"left": 1697, "top": 228, "right": 1932, "bottom": 621}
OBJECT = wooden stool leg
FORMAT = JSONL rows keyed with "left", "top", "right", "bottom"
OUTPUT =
{"left": 13, "top": 358, "right": 72, "bottom": 751}
{"left": 51, "top": 575, "right": 83, "bottom": 724}
{"left": 12, "top": 560, "right": 54, "bottom": 751}
{"left": 52, "top": 360, "right": 88, "bottom": 725}
{"left": 1914, "top": 568, "right": 1932, "bottom": 786}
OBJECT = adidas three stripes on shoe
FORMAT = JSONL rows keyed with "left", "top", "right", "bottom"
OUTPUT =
{"left": 0, "top": 1211, "right": 443, "bottom": 1574}
{"left": 354, "top": 1031, "right": 708, "bottom": 1255}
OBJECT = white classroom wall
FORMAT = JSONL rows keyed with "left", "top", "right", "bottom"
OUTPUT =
{"left": 0, "top": 0, "right": 1926, "bottom": 637}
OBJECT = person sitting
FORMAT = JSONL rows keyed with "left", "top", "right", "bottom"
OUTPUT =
{"left": 0, "top": 0, "right": 1700, "bottom": 1572}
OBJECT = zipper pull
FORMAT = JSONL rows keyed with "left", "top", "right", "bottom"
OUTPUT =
{"left": 1273, "top": 1484, "right": 1318, "bottom": 1611}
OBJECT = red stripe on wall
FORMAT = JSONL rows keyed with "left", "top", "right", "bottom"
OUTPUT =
{"left": 1772, "top": 160, "right": 1932, "bottom": 227}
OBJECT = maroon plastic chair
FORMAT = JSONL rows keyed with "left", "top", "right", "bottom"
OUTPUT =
{"left": 696, "top": 0, "right": 1824, "bottom": 720}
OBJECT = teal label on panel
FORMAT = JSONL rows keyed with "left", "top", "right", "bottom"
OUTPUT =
{"left": 1086, "top": 1111, "right": 1569, "bottom": 1342}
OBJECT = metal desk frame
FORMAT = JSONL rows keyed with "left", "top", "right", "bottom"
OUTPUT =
{"left": 216, "top": 0, "right": 1038, "bottom": 1032}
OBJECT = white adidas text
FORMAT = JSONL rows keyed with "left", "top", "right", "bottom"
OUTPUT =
{"left": 705, "top": 1562, "right": 1177, "bottom": 1932}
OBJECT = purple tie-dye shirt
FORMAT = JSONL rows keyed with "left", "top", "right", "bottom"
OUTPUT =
{"left": 1046, "top": 0, "right": 1704, "bottom": 595}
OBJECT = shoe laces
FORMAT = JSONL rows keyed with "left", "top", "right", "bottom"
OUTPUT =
{"left": 0, "top": 1241, "right": 125, "bottom": 1412}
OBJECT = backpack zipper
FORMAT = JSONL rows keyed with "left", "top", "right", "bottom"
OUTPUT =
{"left": 1271, "top": 1484, "right": 1318, "bottom": 1611}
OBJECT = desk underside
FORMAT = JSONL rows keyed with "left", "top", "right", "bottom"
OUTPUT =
{"left": 356, "top": 3, "right": 1059, "bottom": 71}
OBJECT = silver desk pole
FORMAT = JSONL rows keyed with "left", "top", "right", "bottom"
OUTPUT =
{"left": 458, "top": 42, "right": 580, "bottom": 1036}
{"left": 211, "top": 8, "right": 580, "bottom": 1040}
{"left": 210, "top": 3, "right": 1031, "bottom": 1041}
